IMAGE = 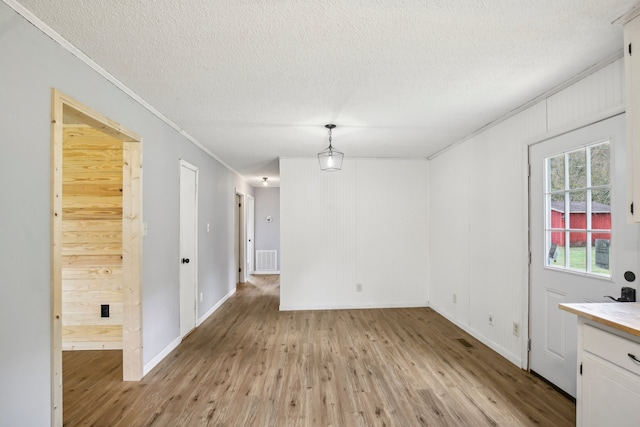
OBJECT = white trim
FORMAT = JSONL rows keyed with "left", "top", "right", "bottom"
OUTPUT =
{"left": 2, "top": 0, "right": 246, "bottom": 181}
{"left": 253, "top": 270, "right": 281, "bottom": 275}
{"left": 143, "top": 336, "right": 181, "bottom": 376}
{"left": 526, "top": 108, "right": 624, "bottom": 148}
{"left": 429, "top": 51, "right": 625, "bottom": 160}
{"left": 429, "top": 302, "right": 523, "bottom": 368}
{"left": 612, "top": 3, "right": 640, "bottom": 25}
{"left": 279, "top": 301, "right": 428, "bottom": 311}
{"left": 197, "top": 288, "right": 235, "bottom": 326}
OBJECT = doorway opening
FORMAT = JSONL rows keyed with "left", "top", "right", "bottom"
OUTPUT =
{"left": 51, "top": 89, "right": 142, "bottom": 425}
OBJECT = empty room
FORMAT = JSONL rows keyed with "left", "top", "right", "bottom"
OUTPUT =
{"left": 2, "top": 1, "right": 640, "bottom": 426}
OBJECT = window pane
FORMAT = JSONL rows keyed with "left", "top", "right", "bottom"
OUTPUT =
{"left": 548, "top": 231, "right": 565, "bottom": 266}
{"left": 567, "top": 236, "right": 586, "bottom": 272}
{"left": 549, "top": 193, "right": 565, "bottom": 229}
{"left": 568, "top": 148, "right": 586, "bottom": 189}
{"left": 591, "top": 189, "right": 611, "bottom": 230}
{"left": 548, "top": 155, "right": 565, "bottom": 191}
{"left": 592, "top": 234, "right": 611, "bottom": 275}
{"left": 568, "top": 191, "right": 587, "bottom": 230}
{"left": 592, "top": 188, "right": 610, "bottom": 210}
{"left": 590, "top": 143, "right": 610, "bottom": 187}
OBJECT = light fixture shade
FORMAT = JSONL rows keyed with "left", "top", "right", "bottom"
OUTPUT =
{"left": 318, "top": 147, "right": 344, "bottom": 171}
{"left": 318, "top": 123, "right": 344, "bottom": 171}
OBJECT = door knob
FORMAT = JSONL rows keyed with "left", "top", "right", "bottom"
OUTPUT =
{"left": 182, "top": 258, "right": 190, "bottom": 264}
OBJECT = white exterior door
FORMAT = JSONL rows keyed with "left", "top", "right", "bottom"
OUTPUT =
{"left": 179, "top": 160, "right": 198, "bottom": 338}
{"left": 529, "top": 114, "right": 639, "bottom": 397}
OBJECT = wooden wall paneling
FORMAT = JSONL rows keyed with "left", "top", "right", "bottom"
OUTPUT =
{"left": 61, "top": 122, "right": 123, "bottom": 349}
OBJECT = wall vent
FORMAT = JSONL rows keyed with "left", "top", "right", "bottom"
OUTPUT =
{"left": 256, "top": 250, "right": 278, "bottom": 271}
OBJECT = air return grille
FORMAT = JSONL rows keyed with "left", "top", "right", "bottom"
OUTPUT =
{"left": 256, "top": 250, "right": 277, "bottom": 271}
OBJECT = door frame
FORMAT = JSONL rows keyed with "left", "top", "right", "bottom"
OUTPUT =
{"left": 51, "top": 89, "right": 143, "bottom": 426}
{"left": 179, "top": 159, "right": 199, "bottom": 338}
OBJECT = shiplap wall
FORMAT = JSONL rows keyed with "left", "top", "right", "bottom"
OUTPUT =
{"left": 429, "top": 59, "right": 625, "bottom": 367}
{"left": 280, "top": 158, "right": 429, "bottom": 310}
{"left": 62, "top": 124, "right": 123, "bottom": 350}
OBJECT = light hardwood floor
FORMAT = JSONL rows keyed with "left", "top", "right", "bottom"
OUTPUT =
{"left": 63, "top": 275, "right": 575, "bottom": 426}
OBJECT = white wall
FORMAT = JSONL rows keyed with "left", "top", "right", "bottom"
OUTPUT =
{"left": 0, "top": 3, "right": 252, "bottom": 425}
{"left": 429, "top": 58, "right": 626, "bottom": 367}
{"left": 280, "top": 158, "right": 429, "bottom": 310}
{"left": 254, "top": 187, "right": 281, "bottom": 271}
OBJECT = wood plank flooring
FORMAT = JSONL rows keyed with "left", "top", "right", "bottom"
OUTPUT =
{"left": 63, "top": 275, "right": 575, "bottom": 426}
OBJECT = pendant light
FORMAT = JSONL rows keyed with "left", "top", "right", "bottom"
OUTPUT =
{"left": 262, "top": 177, "right": 269, "bottom": 186}
{"left": 318, "top": 124, "right": 344, "bottom": 171}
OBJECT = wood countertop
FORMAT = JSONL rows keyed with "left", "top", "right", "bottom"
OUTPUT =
{"left": 559, "top": 302, "right": 640, "bottom": 337}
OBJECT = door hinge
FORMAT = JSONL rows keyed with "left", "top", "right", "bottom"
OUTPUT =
{"left": 580, "top": 363, "right": 583, "bottom": 375}
{"left": 527, "top": 163, "right": 531, "bottom": 177}
{"left": 632, "top": 202, "right": 635, "bottom": 215}
{"left": 528, "top": 251, "right": 532, "bottom": 265}
{"left": 527, "top": 338, "right": 531, "bottom": 352}
{"left": 239, "top": 267, "right": 242, "bottom": 273}
{"left": 630, "top": 43, "right": 633, "bottom": 56}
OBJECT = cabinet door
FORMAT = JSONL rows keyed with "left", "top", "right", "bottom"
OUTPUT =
{"left": 581, "top": 352, "right": 640, "bottom": 427}
{"left": 625, "top": 15, "right": 640, "bottom": 222}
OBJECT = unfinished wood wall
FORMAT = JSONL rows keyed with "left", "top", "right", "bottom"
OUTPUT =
{"left": 62, "top": 124, "right": 123, "bottom": 350}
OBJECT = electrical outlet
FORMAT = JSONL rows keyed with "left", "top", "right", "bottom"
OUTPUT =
{"left": 513, "top": 322, "right": 520, "bottom": 337}
{"left": 200, "top": 292, "right": 203, "bottom": 302}
{"left": 356, "top": 283, "right": 363, "bottom": 292}
{"left": 207, "top": 223, "right": 210, "bottom": 232}
{"left": 101, "top": 304, "right": 110, "bottom": 318}
{"left": 488, "top": 314, "right": 494, "bottom": 326}
{"left": 453, "top": 293, "right": 457, "bottom": 304}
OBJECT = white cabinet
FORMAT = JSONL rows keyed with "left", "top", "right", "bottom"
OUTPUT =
{"left": 624, "top": 12, "right": 640, "bottom": 222}
{"left": 577, "top": 322, "right": 640, "bottom": 427}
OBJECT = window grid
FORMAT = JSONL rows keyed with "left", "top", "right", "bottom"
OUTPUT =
{"left": 544, "top": 141, "right": 611, "bottom": 276}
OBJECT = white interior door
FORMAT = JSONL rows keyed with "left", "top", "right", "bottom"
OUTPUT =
{"left": 179, "top": 160, "right": 198, "bottom": 338}
{"left": 530, "top": 114, "right": 639, "bottom": 397}
{"left": 246, "top": 195, "right": 255, "bottom": 275}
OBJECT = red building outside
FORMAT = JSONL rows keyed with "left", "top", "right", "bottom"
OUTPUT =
{"left": 550, "top": 200, "right": 610, "bottom": 247}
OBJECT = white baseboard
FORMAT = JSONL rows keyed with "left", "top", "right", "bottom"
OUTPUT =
{"left": 197, "top": 288, "right": 235, "bottom": 326}
{"left": 279, "top": 301, "right": 428, "bottom": 311}
{"left": 143, "top": 336, "right": 181, "bottom": 376}
{"left": 428, "top": 302, "right": 522, "bottom": 368}
{"left": 253, "top": 270, "right": 280, "bottom": 275}
{"left": 143, "top": 288, "right": 237, "bottom": 376}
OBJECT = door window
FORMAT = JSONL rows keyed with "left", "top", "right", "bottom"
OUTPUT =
{"left": 545, "top": 141, "right": 611, "bottom": 276}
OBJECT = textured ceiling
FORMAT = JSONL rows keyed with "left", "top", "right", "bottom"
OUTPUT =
{"left": 16, "top": 0, "right": 638, "bottom": 186}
